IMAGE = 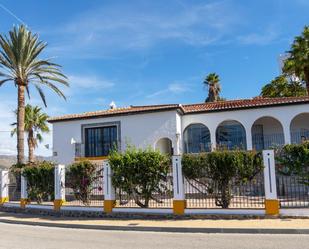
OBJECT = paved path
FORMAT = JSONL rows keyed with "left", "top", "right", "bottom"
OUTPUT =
{"left": 1, "top": 222, "right": 309, "bottom": 249}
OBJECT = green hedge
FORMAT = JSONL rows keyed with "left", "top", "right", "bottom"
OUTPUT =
{"left": 66, "top": 160, "right": 102, "bottom": 206}
{"left": 182, "top": 150, "right": 263, "bottom": 208}
{"left": 276, "top": 141, "right": 309, "bottom": 184}
{"left": 109, "top": 147, "right": 170, "bottom": 208}
{"left": 22, "top": 161, "right": 55, "bottom": 204}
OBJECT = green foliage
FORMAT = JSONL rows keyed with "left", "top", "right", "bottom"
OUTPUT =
{"left": 22, "top": 161, "right": 55, "bottom": 204}
{"left": 109, "top": 147, "right": 170, "bottom": 208}
{"left": 182, "top": 151, "right": 263, "bottom": 208}
{"left": 283, "top": 26, "right": 309, "bottom": 92}
{"left": 261, "top": 75, "right": 307, "bottom": 98}
{"left": 0, "top": 25, "right": 69, "bottom": 106}
{"left": 66, "top": 161, "right": 102, "bottom": 206}
{"left": 276, "top": 142, "right": 309, "bottom": 184}
{"left": 10, "top": 162, "right": 26, "bottom": 175}
{"left": 203, "top": 73, "right": 222, "bottom": 102}
{"left": 11, "top": 104, "right": 50, "bottom": 163}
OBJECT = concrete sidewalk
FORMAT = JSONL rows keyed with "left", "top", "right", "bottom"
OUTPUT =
{"left": 1, "top": 212, "right": 309, "bottom": 234}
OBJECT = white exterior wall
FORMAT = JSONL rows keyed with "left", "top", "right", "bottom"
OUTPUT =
{"left": 52, "top": 110, "right": 180, "bottom": 164}
{"left": 52, "top": 103, "right": 309, "bottom": 164}
{"left": 182, "top": 104, "right": 309, "bottom": 150}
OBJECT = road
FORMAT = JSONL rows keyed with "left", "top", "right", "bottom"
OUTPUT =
{"left": 1, "top": 222, "right": 309, "bottom": 249}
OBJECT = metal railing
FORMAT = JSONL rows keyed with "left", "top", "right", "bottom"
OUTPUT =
{"left": 114, "top": 168, "right": 173, "bottom": 208}
{"left": 184, "top": 172, "right": 265, "bottom": 209}
{"left": 65, "top": 163, "right": 104, "bottom": 207}
{"left": 252, "top": 133, "right": 285, "bottom": 151}
{"left": 277, "top": 174, "right": 309, "bottom": 208}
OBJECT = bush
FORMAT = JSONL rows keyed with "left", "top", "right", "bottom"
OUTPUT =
{"left": 276, "top": 142, "right": 309, "bottom": 184}
{"left": 22, "top": 161, "right": 55, "bottom": 204}
{"left": 66, "top": 160, "right": 102, "bottom": 206}
{"left": 109, "top": 147, "right": 170, "bottom": 208}
{"left": 182, "top": 150, "right": 263, "bottom": 208}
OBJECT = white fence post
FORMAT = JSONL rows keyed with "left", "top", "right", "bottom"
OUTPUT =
{"left": 172, "top": 155, "right": 185, "bottom": 215}
{"left": 20, "top": 174, "right": 28, "bottom": 208}
{"left": 54, "top": 164, "right": 65, "bottom": 211}
{"left": 103, "top": 160, "right": 115, "bottom": 213}
{"left": 0, "top": 170, "right": 9, "bottom": 205}
{"left": 263, "top": 150, "right": 279, "bottom": 215}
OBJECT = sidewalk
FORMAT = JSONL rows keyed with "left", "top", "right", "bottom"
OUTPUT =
{"left": 1, "top": 211, "right": 309, "bottom": 234}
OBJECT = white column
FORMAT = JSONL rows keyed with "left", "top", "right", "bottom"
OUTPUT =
{"left": 263, "top": 150, "right": 278, "bottom": 200}
{"left": 103, "top": 160, "right": 115, "bottom": 200}
{"left": 21, "top": 175, "right": 28, "bottom": 200}
{"left": 172, "top": 155, "right": 185, "bottom": 200}
{"left": 0, "top": 170, "right": 9, "bottom": 204}
{"left": 54, "top": 165, "right": 65, "bottom": 201}
{"left": 283, "top": 125, "right": 291, "bottom": 145}
{"left": 245, "top": 126, "right": 253, "bottom": 150}
{"left": 210, "top": 128, "right": 217, "bottom": 151}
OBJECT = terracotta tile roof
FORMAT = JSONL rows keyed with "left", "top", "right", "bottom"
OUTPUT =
{"left": 48, "top": 96, "right": 309, "bottom": 122}
{"left": 182, "top": 96, "right": 309, "bottom": 113}
{"left": 48, "top": 104, "right": 181, "bottom": 122}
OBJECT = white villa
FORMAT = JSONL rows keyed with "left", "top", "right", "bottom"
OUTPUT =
{"left": 48, "top": 96, "right": 309, "bottom": 165}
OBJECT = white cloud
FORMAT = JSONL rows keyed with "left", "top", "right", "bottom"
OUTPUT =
{"left": 147, "top": 83, "right": 189, "bottom": 98}
{"left": 237, "top": 25, "right": 280, "bottom": 45}
{"left": 45, "top": 1, "right": 241, "bottom": 58}
{"left": 68, "top": 75, "right": 115, "bottom": 89}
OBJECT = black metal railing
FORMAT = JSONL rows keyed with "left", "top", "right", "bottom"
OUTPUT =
{"left": 65, "top": 163, "right": 104, "bottom": 206}
{"left": 115, "top": 169, "right": 173, "bottom": 208}
{"left": 277, "top": 174, "right": 309, "bottom": 208}
{"left": 184, "top": 172, "right": 265, "bottom": 209}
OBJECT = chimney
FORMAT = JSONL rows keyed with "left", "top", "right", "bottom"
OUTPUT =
{"left": 109, "top": 101, "right": 116, "bottom": 109}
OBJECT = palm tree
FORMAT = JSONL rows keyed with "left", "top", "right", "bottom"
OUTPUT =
{"left": 283, "top": 26, "right": 309, "bottom": 93}
{"left": 11, "top": 105, "right": 49, "bottom": 163}
{"left": 203, "top": 73, "right": 221, "bottom": 102}
{"left": 0, "top": 25, "right": 68, "bottom": 164}
{"left": 261, "top": 75, "right": 307, "bottom": 98}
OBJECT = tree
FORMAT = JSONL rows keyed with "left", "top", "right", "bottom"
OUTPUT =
{"left": 283, "top": 26, "right": 309, "bottom": 93}
{"left": 0, "top": 25, "right": 68, "bottom": 164}
{"left": 203, "top": 73, "right": 222, "bottom": 102}
{"left": 11, "top": 105, "right": 49, "bottom": 163}
{"left": 261, "top": 75, "right": 307, "bottom": 98}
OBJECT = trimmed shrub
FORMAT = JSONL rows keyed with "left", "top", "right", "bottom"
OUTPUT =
{"left": 276, "top": 142, "right": 309, "bottom": 184}
{"left": 22, "top": 161, "right": 55, "bottom": 204}
{"left": 109, "top": 147, "right": 170, "bottom": 208}
{"left": 66, "top": 160, "right": 102, "bottom": 206}
{"left": 182, "top": 150, "right": 263, "bottom": 208}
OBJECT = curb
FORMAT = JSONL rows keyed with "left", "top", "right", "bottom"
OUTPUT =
{"left": 1, "top": 218, "right": 309, "bottom": 234}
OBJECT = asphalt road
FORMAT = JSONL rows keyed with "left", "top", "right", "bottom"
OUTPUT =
{"left": 1, "top": 222, "right": 309, "bottom": 249}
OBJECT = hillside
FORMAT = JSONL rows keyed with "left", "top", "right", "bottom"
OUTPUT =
{"left": 0, "top": 155, "right": 52, "bottom": 169}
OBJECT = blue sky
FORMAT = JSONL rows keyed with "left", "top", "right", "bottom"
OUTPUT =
{"left": 0, "top": 0, "right": 308, "bottom": 156}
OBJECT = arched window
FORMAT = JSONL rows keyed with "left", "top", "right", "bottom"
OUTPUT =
{"left": 216, "top": 120, "right": 247, "bottom": 150}
{"left": 290, "top": 113, "right": 309, "bottom": 144}
{"left": 252, "top": 116, "right": 284, "bottom": 150}
{"left": 183, "top": 124, "right": 211, "bottom": 153}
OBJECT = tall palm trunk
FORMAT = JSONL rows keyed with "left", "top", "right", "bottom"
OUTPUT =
{"left": 17, "top": 84, "right": 25, "bottom": 164}
{"left": 28, "top": 129, "right": 35, "bottom": 163}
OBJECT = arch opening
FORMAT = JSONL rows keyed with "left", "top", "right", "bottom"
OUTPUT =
{"left": 183, "top": 123, "right": 211, "bottom": 153}
{"left": 290, "top": 113, "right": 309, "bottom": 144}
{"left": 251, "top": 116, "right": 284, "bottom": 150}
{"left": 216, "top": 120, "right": 247, "bottom": 150}
{"left": 155, "top": 137, "right": 173, "bottom": 155}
